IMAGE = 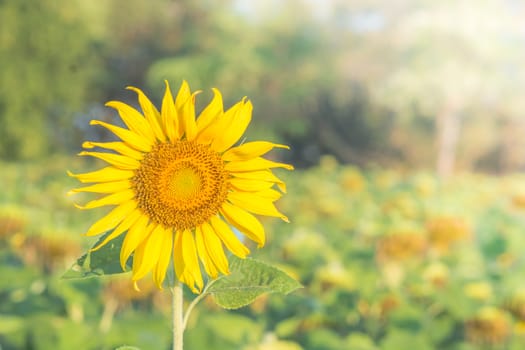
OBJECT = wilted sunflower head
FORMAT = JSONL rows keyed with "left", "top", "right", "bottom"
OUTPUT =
{"left": 69, "top": 81, "right": 292, "bottom": 292}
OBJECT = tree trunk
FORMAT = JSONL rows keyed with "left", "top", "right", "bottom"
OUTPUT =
{"left": 436, "top": 104, "right": 461, "bottom": 178}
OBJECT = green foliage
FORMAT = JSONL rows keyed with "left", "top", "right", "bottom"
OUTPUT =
{"left": 5, "top": 158, "right": 525, "bottom": 349}
{"left": 0, "top": 0, "right": 99, "bottom": 159}
{"left": 186, "top": 313, "right": 263, "bottom": 349}
{"left": 253, "top": 160, "right": 525, "bottom": 350}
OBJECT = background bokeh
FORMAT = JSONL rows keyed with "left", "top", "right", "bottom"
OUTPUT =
{"left": 2, "top": 0, "right": 525, "bottom": 349}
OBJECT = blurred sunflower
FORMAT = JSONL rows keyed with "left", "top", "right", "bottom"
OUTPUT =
{"left": 426, "top": 216, "right": 471, "bottom": 254}
{"left": 69, "top": 81, "right": 292, "bottom": 292}
{"left": 465, "top": 307, "right": 511, "bottom": 346}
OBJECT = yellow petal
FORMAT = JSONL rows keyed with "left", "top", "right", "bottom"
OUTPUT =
{"left": 90, "top": 120, "right": 152, "bottom": 152}
{"left": 69, "top": 180, "right": 132, "bottom": 195}
{"left": 153, "top": 227, "right": 174, "bottom": 288}
{"left": 131, "top": 241, "right": 146, "bottom": 280}
{"left": 126, "top": 86, "right": 166, "bottom": 142}
{"left": 173, "top": 230, "right": 200, "bottom": 293}
{"left": 91, "top": 208, "right": 142, "bottom": 251}
{"left": 132, "top": 224, "right": 166, "bottom": 281}
{"left": 161, "top": 80, "right": 180, "bottom": 141}
{"left": 195, "top": 225, "right": 219, "bottom": 279}
{"left": 229, "top": 177, "right": 275, "bottom": 192}
{"left": 181, "top": 229, "right": 203, "bottom": 292}
{"left": 120, "top": 215, "right": 151, "bottom": 270}
{"left": 173, "top": 231, "right": 185, "bottom": 282}
{"left": 82, "top": 141, "right": 143, "bottom": 160}
{"left": 105, "top": 100, "right": 155, "bottom": 140}
{"left": 179, "top": 92, "right": 198, "bottom": 141}
{"left": 199, "top": 222, "right": 230, "bottom": 276}
{"left": 78, "top": 151, "right": 140, "bottom": 170}
{"left": 196, "top": 88, "right": 223, "bottom": 135}
{"left": 75, "top": 190, "right": 135, "bottom": 209}
{"left": 252, "top": 188, "right": 283, "bottom": 201}
{"left": 203, "top": 227, "right": 229, "bottom": 275}
{"left": 222, "top": 141, "right": 290, "bottom": 161}
{"left": 227, "top": 191, "right": 289, "bottom": 222}
{"left": 85, "top": 200, "right": 137, "bottom": 237}
{"left": 175, "top": 80, "right": 191, "bottom": 110}
{"left": 225, "top": 157, "right": 294, "bottom": 172}
{"left": 67, "top": 167, "right": 134, "bottom": 184}
{"left": 230, "top": 169, "right": 287, "bottom": 193}
{"left": 220, "top": 202, "right": 265, "bottom": 247}
{"left": 197, "top": 100, "right": 243, "bottom": 145}
{"left": 209, "top": 215, "right": 249, "bottom": 258}
{"left": 211, "top": 99, "right": 252, "bottom": 153}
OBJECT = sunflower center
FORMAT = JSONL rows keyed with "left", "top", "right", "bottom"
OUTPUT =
{"left": 169, "top": 166, "right": 202, "bottom": 200}
{"left": 132, "top": 141, "right": 229, "bottom": 230}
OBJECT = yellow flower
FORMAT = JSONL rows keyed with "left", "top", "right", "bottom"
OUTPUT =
{"left": 464, "top": 281, "right": 493, "bottom": 301}
{"left": 69, "top": 81, "right": 292, "bottom": 292}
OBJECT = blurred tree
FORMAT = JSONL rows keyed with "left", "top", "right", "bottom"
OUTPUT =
{"left": 144, "top": 0, "right": 397, "bottom": 166}
{"left": 96, "top": 0, "right": 212, "bottom": 97}
{"left": 0, "top": 0, "right": 99, "bottom": 159}
{"left": 337, "top": 0, "right": 525, "bottom": 175}
{"left": 5, "top": 0, "right": 522, "bottom": 171}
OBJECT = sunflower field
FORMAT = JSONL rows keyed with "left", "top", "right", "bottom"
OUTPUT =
{"left": 2, "top": 155, "right": 525, "bottom": 350}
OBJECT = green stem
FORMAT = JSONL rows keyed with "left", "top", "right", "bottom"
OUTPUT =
{"left": 182, "top": 279, "right": 216, "bottom": 330}
{"left": 171, "top": 283, "right": 184, "bottom": 350}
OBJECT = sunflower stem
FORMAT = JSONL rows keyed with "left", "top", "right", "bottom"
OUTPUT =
{"left": 171, "top": 283, "right": 184, "bottom": 350}
{"left": 182, "top": 279, "right": 217, "bottom": 330}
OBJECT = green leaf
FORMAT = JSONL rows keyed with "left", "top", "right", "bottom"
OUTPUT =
{"left": 62, "top": 231, "right": 130, "bottom": 279}
{"left": 345, "top": 332, "right": 379, "bottom": 350}
{"left": 380, "top": 329, "right": 432, "bottom": 350}
{"left": 0, "top": 315, "right": 24, "bottom": 334}
{"left": 207, "top": 256, "right": 302, "bottom": 309}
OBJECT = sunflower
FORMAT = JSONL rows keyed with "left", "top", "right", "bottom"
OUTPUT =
{"left": 69, "top": 81, "right": 292, "bottom": 292}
